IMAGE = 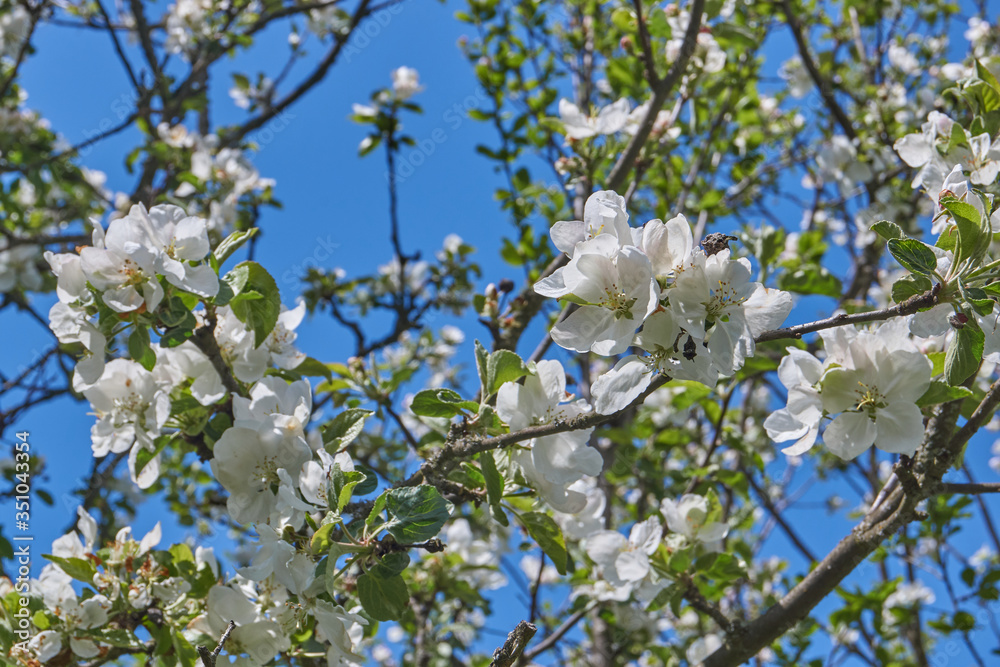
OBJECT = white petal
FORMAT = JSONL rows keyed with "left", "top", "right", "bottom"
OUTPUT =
{"left": 824, "top": 412, "right": 877, "bottom": 460}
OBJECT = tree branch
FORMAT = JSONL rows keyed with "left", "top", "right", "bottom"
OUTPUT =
{"left": 754, "top": 285, "right": 941, "bottom": 344}
{"left": 490, "top": 620, "right": 536, "bottom": 667}
{"left": 197, "top": 620, "right": 236, "bottom": 667}
{"left": 605, "top": 0, "right": 706, "bottom": 191}
{"left": 938, "top": 482, "right": 1000, "bottom": 496}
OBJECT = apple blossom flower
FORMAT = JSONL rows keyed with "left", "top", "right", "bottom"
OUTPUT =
{"left": 536, "top": 238, "right": 658, "bottom": 355}
{"left": 48, "top": 301, "right": 107, "bottom": 386}
{"left": 639, "top": 214, "right": 694, "bottom": 278}
{"left": 687, "top": 634, "right": 723, "bottom": 664}
{"left": 152, "top": 341, "right": 225, "bottom": 405}
{"left": 0, "top": 238, "right": 42, "bottom": 292}
{"left": 308, "top": 599, "right": 367, "bottom": 664}
{"left": 51, "top": 507, "right": 98, "bottom": 560}
{"left": 31, "top": 565, "right": 111, "bottom": 659}
{"left": 548, "top": 190, "right": 639, "bottom": 257}
{"left": 82, "top": 359, "right": 171, "bottom": 488}
{"left": 763, "top": 349, "right": 824, "bottom": 455}
{"left": 820, "top": 323, "right": 932, "bottom": 459}
{"left": 239, "top": 524, "right": 316, "bottom": 594}
{"left": 391, "top": 66, "right": 423, "bottom": 100}
{"left": 497, "top": 360, "right": 603, "bottom": 493}
{"left": 894, "top": 111, "right": 957, "bottom": 194}
{"left": 558, "top": 98, "right": 631, "bottom": 140}
{"left": 210, "top": 407, "right": 313, "bottom": 525}
{"left": 963, "top": 131, "right": 1000, "bottom": 185}
{"left": 444, "top": 519, "right": 507, "bottom": 590}
{"left": 779, "top": 55, "right": 813, "bottom": 98}
{"left": 661, "top": 494, "right": 729, "bottom": 552}
{"left": 585, "top": 517, "right": 662, "bottom": 592}
{"left": 882, "top": 581, "right": 934, "bottom": 625}
{"left": 669, "top": 248, "right": 792, "bottom": 375}
{"left": 80, "top": 212, "right": 165, "bottom": 313}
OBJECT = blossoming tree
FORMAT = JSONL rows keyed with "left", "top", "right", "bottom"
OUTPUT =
{"left": 1, "top": 0, "right": 1000, "bottom": 664}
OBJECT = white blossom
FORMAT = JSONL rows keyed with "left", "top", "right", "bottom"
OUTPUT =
{"left": 661, "top": 494, "right": 728, "bottom": 551}
{"left": 558, "top": 98, "right": 631, "bottom": 140}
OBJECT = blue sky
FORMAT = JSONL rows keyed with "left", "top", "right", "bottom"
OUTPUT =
{"left": 5, "top": 1, "right": 1000, "bottom": 664}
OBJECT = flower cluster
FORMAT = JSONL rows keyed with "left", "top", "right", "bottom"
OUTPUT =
{"left": 496, "top": 359, "right": 603, "bottom": 512}
{"left": 535, "top": 190, "right": 792, "bottom": 414}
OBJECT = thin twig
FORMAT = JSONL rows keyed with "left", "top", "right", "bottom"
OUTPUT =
{"left": 197, "top": 620, "right": 236, "bottom": 667}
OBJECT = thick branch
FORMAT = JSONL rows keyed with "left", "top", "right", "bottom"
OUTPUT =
{"left": 700, "top": 381, "right": 982, "bottom": 665}
{"left": 490, "top": 620, "right": 537, "bottom": 667}
{"left": 780, "top": 0, "right": 856, "bottom": 140}
{"left": 938, "top": 482, "right": 1000, "bottom": 496}
{"left": 521, "top": 605, "right": 593, "bottom": 662}
{"left": 220, "top": 0, "right": 374, "bottom": 146}
{"left": 189, "top": 314, "right": 245, "bottom": 398}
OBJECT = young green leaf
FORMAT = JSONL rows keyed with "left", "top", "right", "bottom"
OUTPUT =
{"left": 870, "top": 220, "right": 904, "bottom": 240}
{"left": 887, "top": 238, "right": 938, "bottom": 275}
{"left": 383, "top": 485, "right": 452, "bottom": 543}
{"left": 517, "top": 511, "right": 568, "bottom": 575}
{"left": 944, "top": 321, "right": 985, "bottom": 386}
{"left": 409, "top": 388, "right": 479, "bottom": 418}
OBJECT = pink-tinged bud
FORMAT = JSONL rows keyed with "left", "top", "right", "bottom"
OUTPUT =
{"left": 620, "top": 36, "right": 634, "bottom": 53}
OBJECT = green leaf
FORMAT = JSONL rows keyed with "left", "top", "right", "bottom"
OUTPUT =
{"left": 214, "top": 228, "right": 258, "bottom": 266}
{"left": 327, "top": 463, "right": 368, "bottom": 513}
{"left": 646, "top": 583, "right": 683, "bottom": 613}
{"left": 887, "top": 238, "right": 939, "bottom": 275}
{"left": 366, "top": 492, "right": 388, "bottom": 530}
{"left": 916, "top": 380, "right": 974, "bottom": 407}
{"left": 474, "top": 339, "right": 490, "bottom": 399}
{"left": 292, "top": 357, "right": 333, "bottom": 381}
{"left": 128, "top": 327, "right": 156, "bottom": 371}
{"left": 668, "top": 548, "right": 691, "bottom": 573}
{"left": 354, "top": 464, "right": 379, "bottom": 497}
{"left": 172, "top": 629, "right": 200, "bottom": 666}
{"left": 891, "top": 274, "right": 933, "bottom": 303}
{"left": 311, "top": 522, "right": 338, "bottom": 554}
{"left": 777, "top": 264, "right": 842, "bottom": 297}
{"left": 870, "top": 220, "right": 904, "bottom": 240}
{"left": 517, "top": 511, "right": 567, "bottom": 575}
{"left": 954, "top": 610, "right": 977, "bottom": 632}
{"left": 409, "top": 388, "right": 479, "bottom": 418}
{"left": 357, "top": 571, "right": 409, "bottom": 621}
{"left": 43, "top": 555, "right": 97, "bottom": 583}
{"left": 227, "top": 261, "right": 282, "bottom": 347}
{"left": 941, "top": 197, "right": 987, "bottom": 264}
{"left": 487, "top": 350, "right": 529, "bottom": 396}
{"left": 322, "top": 408, "right": 374, "bottom": 450}
{"left": 928, "top": 351, "right": 947, "bottom": 376}
{"left": 369, "top": 551, "right": 410, "bottom": 578}
{"left": 479, "top": 451, "right": 504, "bottom": 507}
{"left": 96, "top": 628, "right": 146, "bottom": 649}
{"left": 383, "top": 485, "right": 452, "bottom": 543}
{"left": 945, "top": 320, "right": 985, "bottom": 386}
